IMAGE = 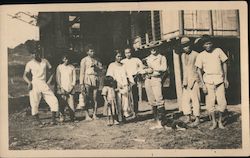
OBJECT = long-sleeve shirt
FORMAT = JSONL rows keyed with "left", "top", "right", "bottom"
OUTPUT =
{"left": 145, "top": 54, "right": 167, "bottom": 77}
{"left": 181, "top": 50, "right": 200, "bottom": 89}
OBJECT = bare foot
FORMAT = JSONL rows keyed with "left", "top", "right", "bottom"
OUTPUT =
{"left": 92, "top": 115, "right": 99, "bottom": 120}
{"left": 190, "top": 118, "right": 200, "bottom": 127}
{"left": 50, "top": 121, "right": 57, "bottom": 125}
{"left": 85, "top": 116, "right": 92, "bottom": 121}
{"left": 209, "top": 122, "right": 217, "bottom": 130}
{"left": 114, "top": 120, "right": 119, "bottom": 125}
{"left": 150, "top": 124, "right": 163, "bottom": 130}
{"left": 218, "top": 122, "right": 225, "bottom": 129}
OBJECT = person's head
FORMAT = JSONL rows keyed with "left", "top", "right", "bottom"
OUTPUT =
{"left": 114, "top": 50, "right": 123, "bottom": 63}
{"left": 32, "top": 51, "right": 42, "bottom": 62}
{"left": 124, "top": 48, "right": 132, "bottom": 59}
{"left": 201, "top": 35, "right": 214, "bottom": 52}
{"left": 85, "top": 44, "right": 95, "bottom": 57}
{"left": 181, "top": 37, "right": 192, "bottom": 53}
{"left": 103, "top": 76, "right": 115, "bottom": 87}
{"left": 61, "top": 53, "right": 70, "bottom": 65}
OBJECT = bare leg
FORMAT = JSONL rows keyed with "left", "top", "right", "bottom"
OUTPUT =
{"left": 218, "top": 111, "right": 225, "bottom": 129}
{"left": 150, "top": 106, "right": 163, "bottom": 130}
{"left": 190, "top": 116, "right": 200, "bottom": 127}
{"left": 209, "top": 112, "right": 217, "bottom": 130}
{"left": 51, "top": 112, "right": 57, "bottom": 125}
{"left": 92, "top": 89, "right": 99, "bottom": 119}
{"left": 85, "top": 109, "right": 92, "bottom": 120}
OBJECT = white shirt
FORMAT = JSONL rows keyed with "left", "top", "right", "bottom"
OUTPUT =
{"left": 102, "top": 86, "right": 116, "bottom": 101}
{"left": 25, "top": 59, "right": 51, "bottom": 82}
{"left": 121, "top": 57, "right": 143, "bottom": 83}
{"left": 56, "top": 64, "right": 76, "bottom": 92}
{"left": 106, "top": 62, "right": 128, "bottom": 87}
{"left": 146, "top": 54, "right": 167, "bottom": 77}
{"left": 195, "top": 48, "right": 228, "bottom": 85}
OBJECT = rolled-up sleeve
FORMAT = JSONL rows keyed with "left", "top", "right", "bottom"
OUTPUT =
{"left": 218, "top": 48, "right": 228, "bottom": 63}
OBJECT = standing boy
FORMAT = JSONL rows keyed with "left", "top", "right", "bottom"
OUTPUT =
{"left": 141, "top": 46, "right": 168, "bottom": 129}
{"left": 180, "top": 37, "right": 201, "bottom": 126}
{"left": 23, "top": 50, "right": 59, "bottom": 126}
{"left": 195, "top": 35, "right": 229, "bottom": 130}
{"left": 56, "top": 53, "right": 76, "bottom": 122}
{"left": 80, "top": 44, "right": 103, "bottom": 120}
{"left": 121, "top": 47, "right": 143, "bottom": 117}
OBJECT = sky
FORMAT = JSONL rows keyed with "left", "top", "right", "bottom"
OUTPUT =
{"left": 2, "top": 11, "right": 39, "bottom": 48}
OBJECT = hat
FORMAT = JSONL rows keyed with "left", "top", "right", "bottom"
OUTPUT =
{"left": 181, "top": 37, "right": 191, "bottom": 45}
{"left": 200, "top": 34, "right": 213, "bottom": 45}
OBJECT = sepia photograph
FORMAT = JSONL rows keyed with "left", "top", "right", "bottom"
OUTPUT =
{"left": 0, "top": 1, "right": 249, "bottom": 157}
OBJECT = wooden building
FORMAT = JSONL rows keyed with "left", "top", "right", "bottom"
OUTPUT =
{"left": 37, "top": 10, "right": 241, "bottom": 109}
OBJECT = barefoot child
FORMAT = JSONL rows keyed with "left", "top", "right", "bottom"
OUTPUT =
{"left": 56, "top": 53, "right": 76, "bottom": 122}
{"left": 195, "top": 35, "right": 229, "bottom": 130}
{"left": 23, "top": 49, "right": 59, "bottom": 126}
{"left": 102, "top": 76, "right": 119, "bottom": 126}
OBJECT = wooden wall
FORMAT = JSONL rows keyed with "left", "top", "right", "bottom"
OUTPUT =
{"left": 160, "top": 10, "right": 239, "bottom": 37}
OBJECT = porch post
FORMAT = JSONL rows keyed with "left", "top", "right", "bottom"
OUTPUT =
{"left": 173, "top": 48, "right": 183, "bottom": 112}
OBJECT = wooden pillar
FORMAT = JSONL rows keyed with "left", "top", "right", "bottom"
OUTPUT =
{"left": 173, "top": 49, "right": 183, "bottom": 111}
{"left": 177, "top": 10, "right": 184, "bottom": 111}
{"left": 208, "top": 10, "right": 214, "bottom": 35}
{"left": 178, "top": 10, "right": 184, "bottom": 35}
{"left": 151, "top": 11, "right": 156, "bottom": 41}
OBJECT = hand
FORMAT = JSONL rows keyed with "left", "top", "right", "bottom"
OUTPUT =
{"left": 146, "top": 68, "right": 153, "bottom": 74}
{"left": 182, "top": 84, "right": 187, "bottom": 89}
{"left": 80, "top": 84, "right": 85, "bottom": 93}
{"left": 224, "top": 79, "right": 229, "bottom": 89}
{"left": 182, "top": 81, "right": 187, "bottom": 88}
{"left": 28, "top": 82, "right": 33, "bottom": 91}
{"left": 202, "top": 85, "right": 208, "bottom": 94}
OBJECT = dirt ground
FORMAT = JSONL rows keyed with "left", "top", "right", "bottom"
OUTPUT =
{"left": 9, "top": 99, "right": 242, "bottom": 150}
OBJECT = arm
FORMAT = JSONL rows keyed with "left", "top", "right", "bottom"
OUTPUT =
{"left": 79, "top": 59, "right": 86, "bottom": 92}
{"left": 47, "top": 67, "right": 54, "bottom": 84}
{"left": 223, "top": 62, "right": 229, "bottom": 88}
{"left": 23, "top": 63, "right": 32, "bottom": 90}
{"left": 23, "top": 71, "right": 32, "bottom": 90}
{"left": 45, "top": 59, "right": 54, "bottom": 84}
{"left": 197, "top": 67, "right": 207, "bottom": 94}
{"left": 72, "top": 67, "right": 76, "bottom": 86}
{"left": 56, "top": 66, "right": 61, "bottom": 88}
{"left": 181, "top": 53, "right": 188, "bottom": 87}
{"left": 219, "top": 48, "right": 229, "bottom": 89}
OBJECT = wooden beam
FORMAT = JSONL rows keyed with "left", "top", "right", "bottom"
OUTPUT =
{"left": 178, "top": 10, "right": 184, "bottom": 35}
{"left": 208, "top": 10, "right": 214, "bottom": 35}
{"left": 173, "top": 49, "right": 183, "bottom": 112}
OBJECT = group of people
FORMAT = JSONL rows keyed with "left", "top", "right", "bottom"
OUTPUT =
{"left": 23, "top": 34, "right": 229, "bottom": 130}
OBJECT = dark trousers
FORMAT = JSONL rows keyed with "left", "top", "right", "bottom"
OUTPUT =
{"left": 132, "top": 84, "right": 139, "bottom": 114}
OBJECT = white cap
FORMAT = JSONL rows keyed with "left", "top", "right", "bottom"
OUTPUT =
{"left": 181, "top": 37, "right": 190, "bottom": 45}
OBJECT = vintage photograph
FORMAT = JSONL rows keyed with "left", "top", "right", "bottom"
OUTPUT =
{"left": 0, "top": 2, "right": 249, "bottom": 157}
